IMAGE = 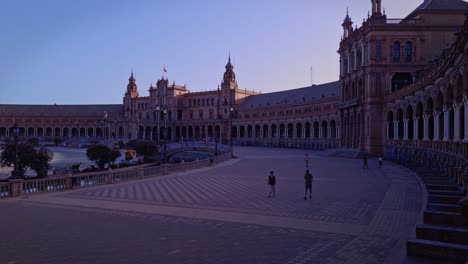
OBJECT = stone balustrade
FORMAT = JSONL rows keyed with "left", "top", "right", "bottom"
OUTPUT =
{"left": 0, "top": 153, "right": 231, "bottom": 198}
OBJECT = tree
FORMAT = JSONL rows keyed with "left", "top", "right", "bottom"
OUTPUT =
{"left": 30, "top": 147, "right": 53, "bottom": 178}
{"left": 134, "top": 140, "right": 158, "bottom": 162}
{"left": 0, "top": 143, "right": 53, "bottom": 178}
{"left": 86, "top": 144, "right": 121, "bottom": 170}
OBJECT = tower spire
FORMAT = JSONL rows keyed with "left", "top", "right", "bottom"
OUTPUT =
{"left": 342, "top": 7, "right": 353, "bottom": 39}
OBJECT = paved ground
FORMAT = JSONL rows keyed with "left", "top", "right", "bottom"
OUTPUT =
{"left": 0, "top": 146, "right": 442, "bottom": 264}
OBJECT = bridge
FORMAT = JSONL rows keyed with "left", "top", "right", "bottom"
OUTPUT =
{"left": 166, "top": 141, "right": 231, "bottom": 157}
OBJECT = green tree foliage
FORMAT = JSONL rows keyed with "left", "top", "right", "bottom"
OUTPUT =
{"left": 86, "top": 144, "right": 121, "bottom": 170}
{"left": 30, "top": 147, "right": 54, "bottom": 178}
{"left": 134, "top": 140, "right": 158, "bottom": 162}
{"left": 0, "top": 143, "right": 53, "bottom": 178}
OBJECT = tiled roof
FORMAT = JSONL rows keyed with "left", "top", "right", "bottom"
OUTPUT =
{"left": 405, "top": 0, "right": 468, "bottom": 20}
{"left": 0, "top": 104, "right": 123, "bottom": 117}
{"left": 238, "top": 81, "right": 339, "bottom": 109}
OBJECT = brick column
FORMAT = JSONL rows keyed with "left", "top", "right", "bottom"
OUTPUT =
{"left": 9, "top": 179, "right": 23, "bottom": 197}
{"left": 394, "top": 121, "right": 399, "bottom": 139}
{"left": 403, "top": 119, "right": 409, "bottom": 140}
{"left": 423, "top": 114, "right": 429, "bottom": 140}
{"left": 433, "top": 112, "right": 440, "bottom": 141}
{"left": 413, "top": 117, "right": 419, "bottom": 140}
{"left": 443, "top": 108, "right": 450, "bottom": 141}
{"left": 454, "top": 103, "right": 461, "bottom": 141}
{"left": 464, "top": 97, "right": 468, "bottom": 142}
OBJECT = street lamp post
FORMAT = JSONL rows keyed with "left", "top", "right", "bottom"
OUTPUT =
{"left": 230, "top": 107, "right": 234, "bottom": 157}
{"left": 163, "top": 109, "right": 167, "bottom": 164}
{"left": 104, "top": 112, "right": 108, "bottom": 146}
{"left": 155, "top": 105, "right": 160, "bottom": 146}
{"left": 11, "top": 124, "right": 20, "bottom": 179}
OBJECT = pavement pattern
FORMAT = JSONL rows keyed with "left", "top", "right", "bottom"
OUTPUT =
{"left": 0, "top": 147, "right": 440, "bottom": 264}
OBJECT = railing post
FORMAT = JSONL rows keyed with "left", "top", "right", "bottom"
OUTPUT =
{"left": 9, "top": 179, "right": 23, "bottom": 197}
{"left": 65, "top": 176, "right": 73, "bottom": 190}
{"left": 163, "top": 164, "right": 168, "bottom": 175}
{"left": 106, "top": 172, "right": 113, "bottom": 184}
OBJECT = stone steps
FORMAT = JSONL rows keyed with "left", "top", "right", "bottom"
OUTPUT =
{"left": 416, "top": 224, "right": 468, "bottom": 245}
{"left": 426, "top": 184, "right": 460, "bottom": 191}
{"left": 423, "top": 210, "right": 466, "bottom": 227}
{"left": 427, "top": 203, "right": 463, "bottom": 213}
{"left": 405, "top": 162, "right": 468, "bottom": 262}
{"left": 407, "top": 239, "right": 468, "bottom": 263}
{"left": 428, "top": 189, "right": 465, "bottom": 197}
{"left": 428, "top": 194, "right": 464, "bottom": 204}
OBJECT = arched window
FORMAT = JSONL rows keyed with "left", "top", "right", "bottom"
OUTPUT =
{"left": 405, "top": 42, "right": 412, "bottom": 63}
{"left": 392, "top": 42, "right": 400, "bottom": 62}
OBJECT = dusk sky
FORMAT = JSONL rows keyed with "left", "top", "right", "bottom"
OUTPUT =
{"left": 2, "top": 0, "right": 424, "bottom": 104}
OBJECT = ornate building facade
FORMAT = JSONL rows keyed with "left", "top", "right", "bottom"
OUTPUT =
{"left": 0, "top": 0, "right": 467, "bottom": 160}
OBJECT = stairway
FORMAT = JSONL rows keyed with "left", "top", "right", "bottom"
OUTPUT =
{"left": 405, "top": 162, "right": 468, "bottom": 263}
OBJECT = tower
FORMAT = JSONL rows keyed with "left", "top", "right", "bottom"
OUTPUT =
{"left": 371, "top": 0, "right": 382, "bottom": 16}
{"left": 342, "top": 8, "right": 353, "bottom": 39}
{"left": 221, "top": 55, "right": 237, "bottom": 90}
{"left": 124, "top": 71, "right": 139, "bottom": 98}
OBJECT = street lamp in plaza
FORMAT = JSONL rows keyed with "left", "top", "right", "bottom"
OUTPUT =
{"left": 104, "top": 112, "right": 108, "bottom": 146}
{"left": 162, "top": 108, "right": 167, "bottom": 164}
{"left": 11, "top": 124, "right": 20, "bottom": 179}
{"left": 155, "top": 105, "right": 160, "bottom": 146}
{"left": 230, "top": 107, "right": 234, "bottom": 157}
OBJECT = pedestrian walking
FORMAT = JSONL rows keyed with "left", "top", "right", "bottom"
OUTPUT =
{"left": 305, "top": 154, "right": 310, "bottom": 168}
{"left": 363, "top": 153, "right": 368, "bottom": 169}
{"left": 304, "top": 169, "right": 313, "bottom": 200}
{"left": 378, "top": 157, "right": 383, "bottom": 168}
{"left": 268, "top": 171, "right": 276, "bottom": 198}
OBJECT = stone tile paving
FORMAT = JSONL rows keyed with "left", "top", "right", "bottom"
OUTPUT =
{"left": 0, "top": 147, "right": 432, "bottom": 263}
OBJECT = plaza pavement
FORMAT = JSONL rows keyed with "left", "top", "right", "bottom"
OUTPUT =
{"left": 0, "top": 147, "right": 447, "bottom": 264}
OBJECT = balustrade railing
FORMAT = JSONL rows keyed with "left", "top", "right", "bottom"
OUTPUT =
{"left": 1, "top": 153, "right": 231, "bottom": 199}
{"left": 22, "top": 178, "right": 68, "bottom": 194}
{"left": 0, "top": 182, "right": 10, "bottom": 197}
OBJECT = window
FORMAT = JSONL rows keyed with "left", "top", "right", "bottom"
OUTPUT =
{"left": 189, "top": 111, "right": 194, "bottom": 120}
{"left": 405, "top": 42, "right": 412, "bottom": 63}
{"left": 392, "top": 42, "right": 400, "bottom": 62}
{"left": 199, "top": 110, "right": 203, "bottom": 120}
{"left": 376, "top": 40, "right": 382, "bottom": 61}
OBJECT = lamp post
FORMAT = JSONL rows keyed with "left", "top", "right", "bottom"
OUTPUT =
{"left": 104, "top": 112, "right": 108, "bottom": 146}
{"left": 230, "top": 107, "right": 234, "bottom": 157}
{"left": 155, "top": 105, "right": 160, "bottom": 146}
{"left": 163, "top": 108, "right": 167, "bottom": 164}
{"left": 11, "top": 124, "right": 20, "bottom": 179}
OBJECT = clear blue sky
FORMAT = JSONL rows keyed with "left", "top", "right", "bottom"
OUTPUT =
{"left": 1, "top": 0, "right": 423, "bottom": 104}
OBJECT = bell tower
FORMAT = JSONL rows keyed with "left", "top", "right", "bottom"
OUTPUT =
{"left": 342, "top": 8, "right": 353, "bottom": 39}
{"left": 371, "top": 0, "right": 382, "bottom": 16}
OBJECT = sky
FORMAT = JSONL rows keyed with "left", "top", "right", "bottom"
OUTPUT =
{"left": 1, "top": 0, "right": 424, "bottom": 105}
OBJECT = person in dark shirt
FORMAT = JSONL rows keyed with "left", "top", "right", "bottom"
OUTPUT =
{"left": 268, "top": 171, "right": 276, "bottom": 198}
{"left": 363, "top": 153, "right": 368, "bottom": 169}
{"left": 305, "top": 154, "right": 310, "bottom": 168}
{"left": 304, "top": 169, "right": 313, "bottom": 200}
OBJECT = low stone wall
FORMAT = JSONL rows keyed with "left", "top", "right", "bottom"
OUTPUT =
{"left": 0, "top": 153, "right": 231, "bottom": 198}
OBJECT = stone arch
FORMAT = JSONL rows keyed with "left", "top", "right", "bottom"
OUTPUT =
{"left": 397, "top": 108, "right": 404, "bottom": 139}
{"left": 287, "top": 123, "right": 293, "bottom": 139}
{"left": 239, "top": 125, "right": 245, "bottom": 138}
{"left": 279, "top": 124, "right": 285, "bottom": 138}
{"left": 330, "top": 120, "right": 336, "bottom": 139}
{"left": 262, "top": 124, "right": 268, "bottom": 138}
{"left": 255, "top": 124, "right": 261, "bottom": 139}
{"left": 322, "top": 120, "right": 328, "bottom": 139}
{"left": 271, "top": 124, "right": 277, "bottom": 138}
{"left": 305, "top": 122, "right": 311, "bottom": 138}
{"left": 313, "top": 121, "right": 319, "bottom": 139}
{"left": 247, "top": 125, "right": 253, "bottom": 138}
{"left": 296, "top": 123, "right": 302, "bottom": 139}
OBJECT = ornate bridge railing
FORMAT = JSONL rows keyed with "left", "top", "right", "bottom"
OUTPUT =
{"left": 0, "top": 153, "right": 231, "bottom": 198}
